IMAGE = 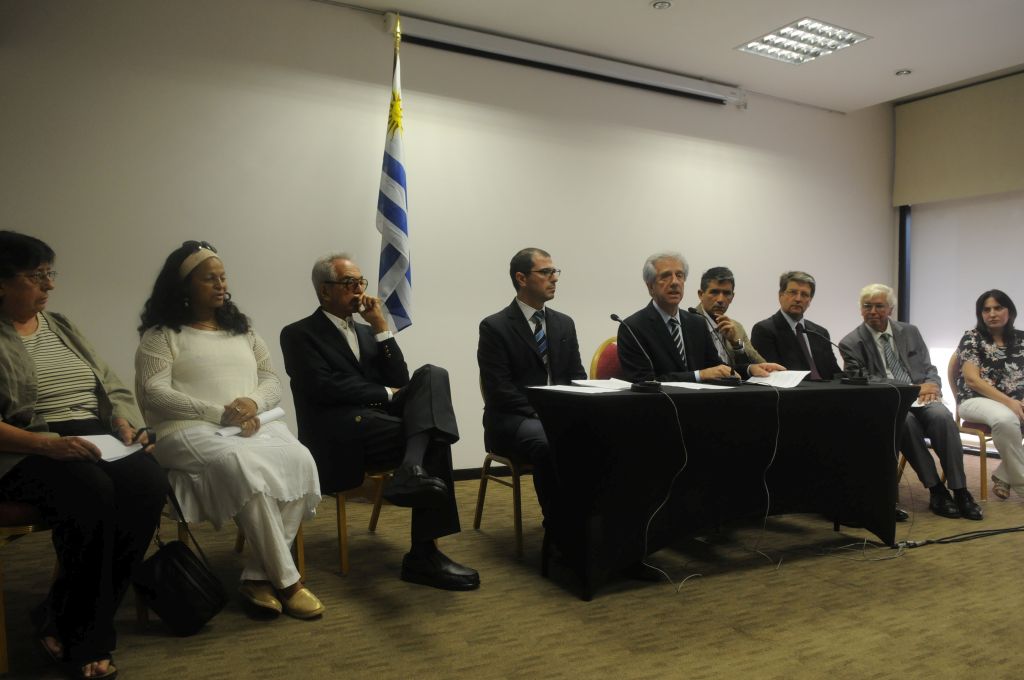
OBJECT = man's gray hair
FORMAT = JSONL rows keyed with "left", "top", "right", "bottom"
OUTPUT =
{"left": 859, "top": 283, "right": 896, "bottom": 308}
{"left": 642, "top": 251, "right": 689, "bottom": 286}
{"left": 778, "top": 270, "right": 816, "bottom": 297}
{"left": 311, "top": 252, "right": 353, "bottom": 295}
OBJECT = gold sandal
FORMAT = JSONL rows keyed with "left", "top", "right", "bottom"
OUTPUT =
{"left": 992, "top": 476, "right": 1010, "bottom": 500}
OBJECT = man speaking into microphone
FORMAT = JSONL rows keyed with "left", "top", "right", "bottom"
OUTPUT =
{"left": 617, "top": 252, "right": 778, "bottom": 383}
{"left": 688, "top": 266, "right": 784, "bottom": 372}
{"left": 751, "top": 270, "right": 842, "bottom": 381}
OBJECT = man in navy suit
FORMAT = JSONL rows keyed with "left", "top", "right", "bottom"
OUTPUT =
{"left": 617, "top": 252, "right": 775, "bottom": 383}
{"left": 750, "top": 271, "right": 842, "bottom": 380}
{"left": 280, "top": 253, "right": 478, "bottom": 591}
{"left": 838, "top": 284, "right": 982, "bottom": 520}
{"left": 478, "top": 247, "right": 586, "bottom": 518}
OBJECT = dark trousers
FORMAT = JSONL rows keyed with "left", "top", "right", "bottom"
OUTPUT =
{"left": 487, "top": 416, "right": 555, "bottom": 520}
{"left": 0, "top": 421, "right": 168, "bottom": 663}
{"left": 900, "top": 403, "right": 967, "bottom": 490}
{"left": 359, "top": 365, "right": 461, "bottom": 543}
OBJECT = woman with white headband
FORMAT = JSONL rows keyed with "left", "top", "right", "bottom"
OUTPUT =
{"left": 135, "top": 240, "right": 324, "bottom": 620}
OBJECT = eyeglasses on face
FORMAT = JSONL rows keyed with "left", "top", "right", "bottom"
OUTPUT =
{"left": 182, "top": 240, "right": 218, "bottom": 254}
{"left": 861, "top": 303, "right": 889, "bottom": 311}
{"left": 21, "top": 270, "right": 58, "bottom": 285}
{"left": 325, "top": 277, "right": 368, "bottom": 291}
{"left": 531, "top": 268, "right": 561, "bottom": 278}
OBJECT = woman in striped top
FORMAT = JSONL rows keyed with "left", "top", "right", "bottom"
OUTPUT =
{"left": 0, "top": 231, "right": 168, "bottom": 680}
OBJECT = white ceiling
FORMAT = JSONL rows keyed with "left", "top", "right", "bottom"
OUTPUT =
{"left": 337, "top": 0, "right": 1024, "bottom": 112}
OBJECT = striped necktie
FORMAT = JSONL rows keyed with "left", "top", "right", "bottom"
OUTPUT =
{"left": 532, "top": 311, "right": 548, "bottom": 364}
{"left": 881, "top": 333, "right": 912, "bottom": 384}
{"left": 668, "top": 317, "right": 686, "bottom": 366}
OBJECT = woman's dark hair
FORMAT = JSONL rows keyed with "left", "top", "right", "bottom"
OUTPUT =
{"left": 974, "top": 288, "right": 1017, "bottom": 349}
{"left": 0, "top": 230, "right": 55, "bottom": 279}
{"left": 138, "top": 241, "right": 250, "bottom": 335}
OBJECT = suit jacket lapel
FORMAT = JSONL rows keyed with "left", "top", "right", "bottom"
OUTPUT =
{"left": 506, "top": 301, "right": 544, "bottom": 366}
{"left": 890, "top": 323, "right": 913, "bottom": 373}
{"left": 313, "top": 308, "right": 361, "bottom": 371}
{"left": 855, "top": 324, "right": 883, "bottom": 376}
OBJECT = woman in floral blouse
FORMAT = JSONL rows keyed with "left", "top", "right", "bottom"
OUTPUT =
{"left": 956, "top": 289, "right": 1024, "bottom": 499}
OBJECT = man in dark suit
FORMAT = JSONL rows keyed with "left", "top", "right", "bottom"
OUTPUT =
{"left": 477, "top": 247, "right": 587, "bottom": 518}
{"left": 280, "top": 253, "right": 479, "bottom": 590}
{"left": 750, "top": 270, "right": 842, "bottom": 380}
{"left": 617, "top": 252, "right": 775, "bottom": 382}
{"left": 838, "top": 284, "right": 982, "bottom": 520}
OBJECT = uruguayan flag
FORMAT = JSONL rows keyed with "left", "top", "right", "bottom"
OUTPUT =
{"left": 376, "top": 31, "right": 411, "bottom": 332}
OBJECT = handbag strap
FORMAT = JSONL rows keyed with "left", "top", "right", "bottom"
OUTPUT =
{"left": 165, "top": 487, "right": 215, "bottom": 569}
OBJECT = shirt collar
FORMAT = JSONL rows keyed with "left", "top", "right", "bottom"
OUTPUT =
{"left": 516, "top": 298, "right": 544, "bottom": 324}
{"left": 321, "top": 307, "right": 353, "bottom": 333}
{"left": 867, "top": 321, "right": 893, "bottom": 342}
{"left": 653, "top": 303, "right": 680, "bottom": 326}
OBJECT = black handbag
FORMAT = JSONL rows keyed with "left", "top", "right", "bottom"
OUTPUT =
{"left": 133, "top": 489, "right": 228, "bottom": 636}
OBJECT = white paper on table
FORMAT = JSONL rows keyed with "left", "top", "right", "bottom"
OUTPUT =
{"left": 745, "top": 370, "right": 810, "bottom": 388}
{"left": 80, "top": 435, "right": 143, "bottom": 462}
{"left": 528, "top": 385, "right": 620, "bottom": 395}
{"left": 570, "top": 378, "right": 633, "bottom": 390}
{"left": 661, "top": 381, "right": 736, "bottom": 390}
{"left": 216, "top": 406, "right": 287, "bottom": 437}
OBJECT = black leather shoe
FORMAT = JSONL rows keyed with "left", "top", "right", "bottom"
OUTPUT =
{"left": 401, "top": 550, "right": 480, "bottom": 591}
{"left": 383, "top": 464, "right": 449, "bottom": 508}
{"left": 954, "top": 488, "right": 983, "bottom": 521}
{"left": 929, "top": 487, "right": 961, "bottom": 519}
{"left": 894, "top": 505, "right": 909, "bottom": 522}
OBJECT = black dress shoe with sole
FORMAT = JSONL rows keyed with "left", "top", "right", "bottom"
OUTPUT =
{"left": 929, "top": 488, "right": 961, "bottom": 519}
{"left": 383, "top": 464, "right": 449, "bottom": 508}
{"left": 401, "top": 550, "right": 480, "bottom": 591}
{"left": 954, "top": 489, "right": 983, "bottom": 521}
{"left": 894, "top": 505, "right": 910, "bottom": 522}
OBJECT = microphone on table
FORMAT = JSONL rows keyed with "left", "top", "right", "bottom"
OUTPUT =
{"left": 795, "top": 324, "right": 867, "bottom": 385}
{"left": 610, "top": 314, "right": 663, "bottom": 393}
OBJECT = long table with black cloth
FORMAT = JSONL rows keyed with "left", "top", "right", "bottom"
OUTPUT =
{"left": 528, "top": 381, "right": 918, "bottom": 600}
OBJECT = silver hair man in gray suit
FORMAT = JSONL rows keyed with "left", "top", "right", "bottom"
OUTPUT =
{"left": 838, "top": 283, "right": 982, "bottom": 521}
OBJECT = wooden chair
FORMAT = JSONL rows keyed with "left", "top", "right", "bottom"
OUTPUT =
{"left": 589, "top": 336, "right": 622, "bottom": 379}
{"left": 0, "top": 502, "right": 49, "bottom": 675}
{"left": 335, "top": 470, "right": 392, "bottom": 575}
{"left": 473, "top": 451, "right": 533, "bottom": 558}
{"left": 947, "top": 353, "right": 990, "bottom": 500}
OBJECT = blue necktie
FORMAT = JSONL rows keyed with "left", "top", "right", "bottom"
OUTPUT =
{"left": 532, "top": 311, "right": 548, "bottom": 364}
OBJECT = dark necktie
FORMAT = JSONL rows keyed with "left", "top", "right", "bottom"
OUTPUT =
{"left": 669, "top": 317, "right": 687, "bottom": 367}
{"left": 795, "top": 322, "right": 822, "bottom": 380}
{"left": 881, "top": 333, "right": 912, "bottom": 384}
{"left": 532, "top": 311, "right": 548, "bottom": 365}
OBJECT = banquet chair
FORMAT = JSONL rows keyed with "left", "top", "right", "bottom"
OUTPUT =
{"left": 589, "top": 336, "right": 623, "bottom": 380}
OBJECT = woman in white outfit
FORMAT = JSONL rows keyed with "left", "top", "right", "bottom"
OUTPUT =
{"left": 135, "top": 240, "right": 323, "bottom": 618}
{"left": 955, "top": 289, "right": 1024, "bottom": 500}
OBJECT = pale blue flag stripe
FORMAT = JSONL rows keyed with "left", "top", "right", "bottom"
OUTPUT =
{"left": 376, "top": 40, "right": 412, "bottom": 332}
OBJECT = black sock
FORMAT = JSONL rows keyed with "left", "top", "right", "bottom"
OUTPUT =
{"left": 410, "top": 540, "right": 437, "bottom": 556}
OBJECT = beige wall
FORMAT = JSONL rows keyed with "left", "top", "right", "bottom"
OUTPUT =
{"left": 0, "top": 0, "right": 896, "bottom": 469}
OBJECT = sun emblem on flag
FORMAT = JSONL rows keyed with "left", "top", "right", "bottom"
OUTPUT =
{"left": 387, "top": 89, "right": 403, "bottom": 137}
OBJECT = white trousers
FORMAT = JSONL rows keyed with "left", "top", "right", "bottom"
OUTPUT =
{"left": 959, "top": 397, "right": 1024, "bottom": 490}
{"left": 234, "top": 491, "right": 306, "bottom": 588}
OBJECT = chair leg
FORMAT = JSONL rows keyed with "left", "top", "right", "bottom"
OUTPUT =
{"left": 896, "top": 453, "right": 907, "bottom": 484}
{"left": 294, "top": 524, "right": 306, "bottom": 582}
{"left": 234, "top": 528, "right": 245, "bottom": 554}
{"left": 511, "top": 464, "right": 524, "bottom": 558}
{"left": 473, "top": 455, "right": 493, "bottom": 530}
{"left": 368, "top": 475, "right": 386, "bottom": 532}
{"left": 0, "top": 559, "right": 8, "bottom": 675}
{"left": 336, "top": 492, "right": 349, "bottom": 576}
{"left": 979, "top": 439, "right": 988, "bottom": 501}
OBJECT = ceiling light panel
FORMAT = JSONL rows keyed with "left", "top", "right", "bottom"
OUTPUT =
{"left": 737, "top": 18, "right": 870, "bottom": 65}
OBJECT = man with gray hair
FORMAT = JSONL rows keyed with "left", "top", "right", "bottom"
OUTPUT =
{"left": 617, "top": 252, "right": 774, "bottom": 382}
{"left": 838, "top": 283, "right": 982, "bottom": 520}
{"left": 751, "top": 271, "right": 842, "bottom": 380}
{"left": 280, "top": 253, "right": 480, "bottom": 590}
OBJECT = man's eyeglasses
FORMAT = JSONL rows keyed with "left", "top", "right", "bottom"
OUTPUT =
{"left": 325, "top": 277, "right": 368, "bottom": 291}
{"left": 21, "top": 270, "right": 58, "bottom": 285}
{"left": 182, "top": 240, "right": 218, "bottom": 253}
{"left": 531, "top": 268, "right": 561, "bottom": 278}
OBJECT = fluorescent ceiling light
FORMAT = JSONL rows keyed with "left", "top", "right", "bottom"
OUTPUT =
{"left": 387, "top": 13, "right": 746, "bottom": 107}
{"left": 737, "top": 18, "right": 870, "bottom": 65}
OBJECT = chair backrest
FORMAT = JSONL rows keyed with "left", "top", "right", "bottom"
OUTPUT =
{"left": 590, "top": 336, "right": 622, "bottom": 380}
{"left": 946, "top": 352, "right": 961, "bottom": 417}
